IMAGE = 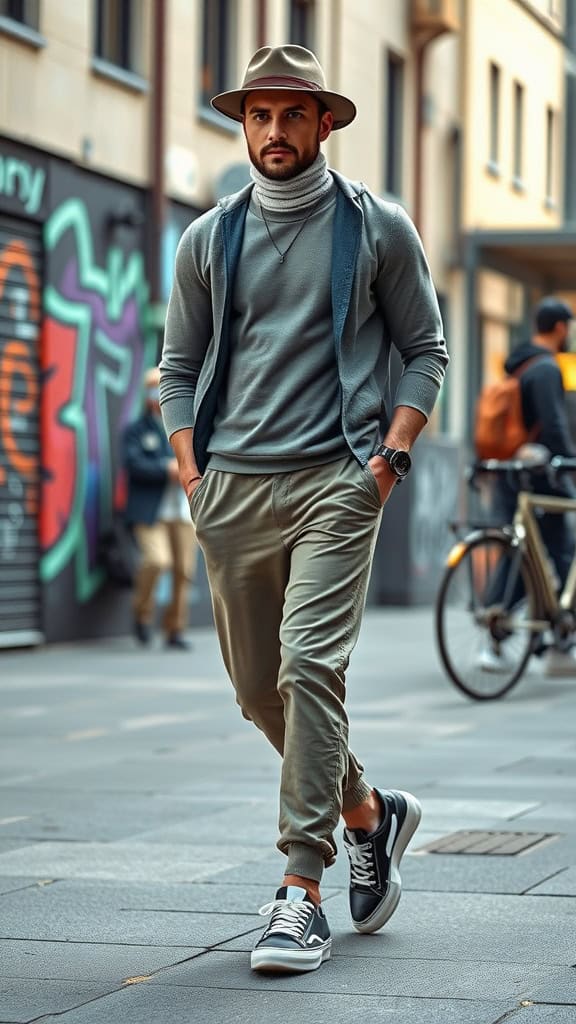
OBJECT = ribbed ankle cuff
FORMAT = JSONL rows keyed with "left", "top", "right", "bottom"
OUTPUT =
{"left": 285, "top": 841, "right": 326, "bottom": 883}
{"left": 341, "top": 777, "right": 372, "bottom": 813}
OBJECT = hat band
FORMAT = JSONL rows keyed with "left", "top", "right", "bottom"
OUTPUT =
{"left": 243, "top": 74, "right": 322, "bottom": 92}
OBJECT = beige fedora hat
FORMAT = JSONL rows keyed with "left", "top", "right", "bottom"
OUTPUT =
{"left": 211, "top": 45, "right": 356, "bottom": 130}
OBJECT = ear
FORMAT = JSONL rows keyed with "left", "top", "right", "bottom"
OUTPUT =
{"left": 319, "top": 109, "right": 334, "bottom": 142}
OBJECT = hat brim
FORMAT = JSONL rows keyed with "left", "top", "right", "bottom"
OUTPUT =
{"left": 211, "top": 87, "right": 356, "bottom": 131}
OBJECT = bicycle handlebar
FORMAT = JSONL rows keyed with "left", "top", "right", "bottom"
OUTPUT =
{"left": 468, "top": 454, "right": 576, "bottom": 489}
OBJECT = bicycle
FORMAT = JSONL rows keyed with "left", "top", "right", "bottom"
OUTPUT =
{"left": 435, "top": 449, "right": 576, "bottom": 700}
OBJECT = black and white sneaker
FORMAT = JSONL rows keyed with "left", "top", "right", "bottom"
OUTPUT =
{"left": 250, "top": 886, "right": 331, "bottom": 973}
{"left": 343, "top": 788, "right": 422, "bottom": 934}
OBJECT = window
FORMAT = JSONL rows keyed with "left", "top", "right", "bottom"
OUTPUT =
{"left": 201, "top": 0, "right": 236, "bottom": 112}
{"left": 567, "top": 0, "right": 576, "bottom": 54}
{"left": 565, "top": 77, "right": 576, "bottom": 220}
{"left": 95, "top": 0, "right": 141, "bottom": 73}
{"left": 0, "top": 0, "right": 39, "bottom": 28}
{"left": 488, "top": 62, "right": 500, "bottom": 173}
{"left": 289, "top": 0, "right": 315, "bottom": 48}
{"left": 512, "top": 81, "right": 524, "bottom": 187}
{"left": 545, "top": 105, "right": 556, "bottom": 207}
{"left": 384, "top": 52, "right": 404, "bottom": 198}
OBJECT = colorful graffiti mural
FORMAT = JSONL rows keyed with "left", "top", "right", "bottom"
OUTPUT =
{"left": 0, "top": 136, "right": 189, "bottom": 639}
{"left": 41, "top": 197, "right": 154, "bottom": 602}
{"left": 0, "top": 236, "right": 41, "bottom": 571}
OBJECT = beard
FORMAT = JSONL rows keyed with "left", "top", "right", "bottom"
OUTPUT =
{"left": 247, "top": 137, "right": 320, "bottom": 180}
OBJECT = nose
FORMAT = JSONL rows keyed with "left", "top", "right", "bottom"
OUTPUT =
{"left": 267, "top": 116, "right": 287, "bottom": 141}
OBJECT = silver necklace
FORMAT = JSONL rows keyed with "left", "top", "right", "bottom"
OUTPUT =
{"left": 258, "top": 201, "right": 317, "bottom": 263}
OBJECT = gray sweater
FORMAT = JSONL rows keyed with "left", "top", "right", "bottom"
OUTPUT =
{"left": 208, "top": 188, "right": 348, "bottom": 472}
{"left": 160, "top": 170, "right": 448, "bottom": 474}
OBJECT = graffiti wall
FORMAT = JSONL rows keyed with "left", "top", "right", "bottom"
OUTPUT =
{"left": 0, "top": 216, "right": 43, "bottom": 642}
{"left": 0, "top": 139, "right": 155, "bottom": 642}
{"left": 43, "top": 165, "right": 155, "bottom": 639}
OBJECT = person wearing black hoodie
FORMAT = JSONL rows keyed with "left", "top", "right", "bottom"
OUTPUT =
{"left": 479, "top": 297, "right": 575, "bottom": 675}
{"left": 497, "top": 296, "right": 575, "bottom": 586}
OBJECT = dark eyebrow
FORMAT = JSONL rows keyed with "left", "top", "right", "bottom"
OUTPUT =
{"left": 247, "top": 103, "right": 309, "bottom": 115}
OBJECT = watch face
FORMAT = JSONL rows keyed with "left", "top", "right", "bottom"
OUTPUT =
{"left": 390, "top": 450, "right": 411, "bottom": 476}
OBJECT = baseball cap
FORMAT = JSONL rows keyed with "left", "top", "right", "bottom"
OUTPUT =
{"left": 535, "top": 296, "right": 574, "bottom": 333}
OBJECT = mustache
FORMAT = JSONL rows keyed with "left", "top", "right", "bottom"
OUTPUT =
{"left": 261, "top": 144, "right": 297, "bottom": 156}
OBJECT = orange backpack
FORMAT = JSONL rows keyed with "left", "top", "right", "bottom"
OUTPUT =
{"left": 474, "top": 358, "right": 542, "bottom": 461}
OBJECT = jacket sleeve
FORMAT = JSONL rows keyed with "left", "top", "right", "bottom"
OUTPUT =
{"left": 159, "top": 219, "right": 214, "bottom": 438}
{"left": 524, "top": 361, "right": 575, "bottom": 457}
{"left": 374, "top": 204, "right": 449, "bottom": 420}
{"left": 123, "top": 423, "right": 170, "bottom": 484}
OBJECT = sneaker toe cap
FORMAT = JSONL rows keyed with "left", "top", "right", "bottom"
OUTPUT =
{"left": 350, "top": 887, "right": 386, "bottom": 924}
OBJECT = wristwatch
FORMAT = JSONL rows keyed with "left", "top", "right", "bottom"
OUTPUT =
{"left": 375, "top": 444, "right": 412, "bottom": 482}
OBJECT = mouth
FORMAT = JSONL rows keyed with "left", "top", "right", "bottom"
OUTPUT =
{"left": 263, "top": 148, "right": 294, "bottom": 157}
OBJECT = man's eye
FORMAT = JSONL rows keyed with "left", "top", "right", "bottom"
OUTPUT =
{"left": 287, "top": 111, "right": 302, "bottom": 119}
{"left": 254, "top": 113, "right": 268, "bottom": 122}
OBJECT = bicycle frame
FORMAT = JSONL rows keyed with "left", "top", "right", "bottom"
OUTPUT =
{"left": 514, "top": 490, "right": 576, "bottom": 621}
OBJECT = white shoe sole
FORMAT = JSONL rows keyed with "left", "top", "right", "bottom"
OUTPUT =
{"left": 251, "top": 938, "right": 331, "bottom": 973}
{"left": 352, "top": 791, "right": 422, "bottom": 935}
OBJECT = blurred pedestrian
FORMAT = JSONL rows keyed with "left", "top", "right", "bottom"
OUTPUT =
{"left": 123, "top": 367, "right": 197, "bottom": 650}
{"left": 160, "top": 45, "right": 448, "bottom": 972}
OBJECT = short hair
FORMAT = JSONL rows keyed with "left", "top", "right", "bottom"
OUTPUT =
{"left": 535, "top": 296, "right": 574, "bottom": 333}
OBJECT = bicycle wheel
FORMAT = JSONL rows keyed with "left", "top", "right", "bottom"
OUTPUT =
{"left": 435, "top": 532, "right": 537, "bottom": 699}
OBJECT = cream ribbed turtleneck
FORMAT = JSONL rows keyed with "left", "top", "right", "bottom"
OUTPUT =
{"left": 249, "top": 152, "right": 333, "bottom": 212}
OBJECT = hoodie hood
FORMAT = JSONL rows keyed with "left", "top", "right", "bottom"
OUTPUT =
{"left": 504, "top": 342, "right": 552, "bottom": 375}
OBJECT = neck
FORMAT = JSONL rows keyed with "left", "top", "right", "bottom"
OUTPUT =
{"left": 534, "top": 334, "right": 558, "bottom": 354}
{"left": 250, "top": 152, "right": 332, "bottom": 212}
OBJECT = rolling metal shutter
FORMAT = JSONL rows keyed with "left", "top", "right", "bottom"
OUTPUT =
{"left": 0, "top": 215, "right": 43, "bottom": 646}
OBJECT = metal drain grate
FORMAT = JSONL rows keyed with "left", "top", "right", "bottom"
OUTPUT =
{"left": 418, "top": 830, "right": 558, "bottom": 856}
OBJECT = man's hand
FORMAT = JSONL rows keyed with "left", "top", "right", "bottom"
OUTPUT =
{"left": 185, "top": 474, "right": 203, "bottom": 500}
{"left": 169, "top": 427, "right": 201, "bottom": 499}
{"left": 366, "top": 405, "right": 427, "bottom": 503}
{"left": 366, "top": 456, "right": 398, "bottom": 506}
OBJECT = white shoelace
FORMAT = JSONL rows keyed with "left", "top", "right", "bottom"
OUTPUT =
{"left": 258, "top": 898, "right": 313, "bottom": 940}
{"left": 344, "top": 833, "right": 376, "bottom": 886}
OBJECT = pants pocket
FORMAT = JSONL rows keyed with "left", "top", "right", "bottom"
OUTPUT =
{"left": 360, "top": 463, "right": 382, "bottom": 507}
{"left": 189, "top": 472, "right": 211, "bottom": 518}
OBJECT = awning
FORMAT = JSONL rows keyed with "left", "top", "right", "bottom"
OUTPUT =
{"left": 464, "top": 228, "right": 576, "bottom": 291}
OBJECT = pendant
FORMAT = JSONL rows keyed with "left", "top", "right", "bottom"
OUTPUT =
{"left": 280, "top": 255, "right": 285, "bottom": 263}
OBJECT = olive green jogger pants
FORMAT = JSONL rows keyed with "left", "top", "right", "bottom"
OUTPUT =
{"left": 190, "top": 454, "right": 383, "bottom": 882}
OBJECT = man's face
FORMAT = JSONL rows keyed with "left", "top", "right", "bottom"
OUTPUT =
{"left": 559, "top": 319, "right": 576, "bottom": 353}
{"left": 557, "top": 320, "right": 574, "bottom": 354}
{"left": 242, "top": 90, "right": 333, "bottom": 180}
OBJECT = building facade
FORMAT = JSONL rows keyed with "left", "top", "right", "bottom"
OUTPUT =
{"left": 1, "top": 0, "right": 574, "bottom": 644}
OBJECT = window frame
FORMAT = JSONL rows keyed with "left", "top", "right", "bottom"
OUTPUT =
{"left": 288, "top": 0, "right": 315, "bottom": 49}
{"left": 0, "top": 0, "right": 43, "bottom": 46}
{"left": 487, "top": 61, "right": 501, "bottom": 176}
{"left": 512, "top": 80, "right": 525, "bottom": 191}
{"left": 565, "top": 75, "right": 576, "bottom": 220}
{"left": 384, "top": 49, "right": 405, "bottom": 200}
{"left": 0, "top": 0, "right": 38, "bottom": 28}
{"left": 199, "top": 0, "right": 239, "bottom": 132}
{"left": 92, "top": 0, "right": 147, "bottom": 92}
{"left": 545, "top": 104, "right": 557, "bottom": 209}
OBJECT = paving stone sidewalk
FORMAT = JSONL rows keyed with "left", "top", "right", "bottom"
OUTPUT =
{"left": 0, "top": 607, "right": 575, "bottom": 1023}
